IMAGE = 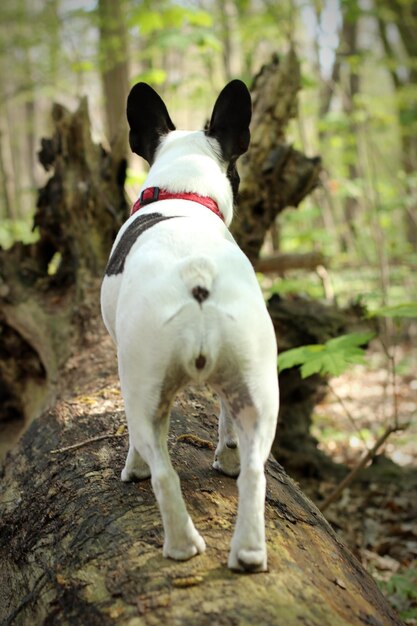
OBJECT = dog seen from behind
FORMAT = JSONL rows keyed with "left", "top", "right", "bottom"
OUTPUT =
{"left": 100, "top": 80, "right": 279, "bottom": 572}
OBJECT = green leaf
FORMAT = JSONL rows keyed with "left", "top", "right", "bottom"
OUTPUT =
{"left": 131, "top": 69, "right": 167, "bottom": 86}
{"left": 278, "top": 345, "right": 323, "bottom": 372}
{"left": 325, "top": 331, "right": 376, "bottom": 350}
{"left": 368, "top": 302, "right": 417, "bottom": 319}
{"left": 186, "top": 10, "right": 212, "bottom": 27}
{"left": 135, "top": 11, "right": 164, "bottom": 35}
{"left": 278, "top": 332, "right": 375, "bottom": 379}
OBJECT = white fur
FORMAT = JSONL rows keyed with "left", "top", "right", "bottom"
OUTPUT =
{"left": 142, "top": 131, "right": 234, "bottom": 225}
{"left": 101, "top": 128, "right": 279, "bottom": 572}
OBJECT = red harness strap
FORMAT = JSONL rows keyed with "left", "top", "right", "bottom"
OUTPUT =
{"left": 131, "top": 186, "right": 225, "bottom": 222}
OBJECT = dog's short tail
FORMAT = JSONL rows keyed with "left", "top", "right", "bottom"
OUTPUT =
{"left": 179, "top": 256, "right": 216, "bottom": 304}
{"left": 176, "top": 256, "right": 218, "bottom": 379}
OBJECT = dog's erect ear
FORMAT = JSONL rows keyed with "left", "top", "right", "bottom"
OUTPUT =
{"left": 126, "top": 83, "right": 176, "bottom": 164}
{"left": 206, "top": 80, "right": 252, "bottom": 162}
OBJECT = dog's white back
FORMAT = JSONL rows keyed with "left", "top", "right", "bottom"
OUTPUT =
{"left": 101, "top": 81, "right": 279, "bottom": 571}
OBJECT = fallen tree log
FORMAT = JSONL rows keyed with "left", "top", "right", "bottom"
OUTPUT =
{"left": 0, "top": 331, "right": 402, "bottom": 626}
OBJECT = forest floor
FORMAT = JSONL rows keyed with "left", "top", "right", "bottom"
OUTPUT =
{"left": 307, "top": 343, "right": 417, "bottom": 624}
{"left": 2, "top": 318, "right": 416, "bottom": 623}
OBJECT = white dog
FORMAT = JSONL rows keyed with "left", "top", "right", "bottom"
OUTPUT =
{"left": 101, "top": 80, "right": 279, "bottom": 572}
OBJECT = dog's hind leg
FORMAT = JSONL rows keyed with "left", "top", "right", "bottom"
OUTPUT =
{"left": 213, "top": 397, "right": 240, "bottom": 477}
{"left": 220, "top": 376, "right": 278, "bottom": 572}
{"left": 121, "top": 373, "right": 206, "bottom": 561}
{"left": 121, "top": 433, "right": 151, "bottom": 481}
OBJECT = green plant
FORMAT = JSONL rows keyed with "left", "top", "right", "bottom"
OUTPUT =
{"left": 278, "top": 331, "right": 375, "bottom": 378}
{"left": 378, "top": 567, "right": 417, "bottom": 622}
{"left": 368, "top": 302, "right": 417, "bottom": 319}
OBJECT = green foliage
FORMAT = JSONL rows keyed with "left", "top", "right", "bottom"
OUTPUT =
{"left": 378, "top": 567, "right": 417, "bottom": 622}
{"left": 368, "top": 303, "right": 417, "bottom": 319}
{"left": 128, "top": 3, "right": 219, "bottom": 65}
{"left": 0, "top": 220, "right": 39, "bottom": 250}
{"left": 278, "top": 332, "right": 375, "bottom": 378}
{"left": 125, "top": 168, "right": 147, "bottom": 187}
{"left": 269, "top": 274, "right": 325, "bottom": 300}
{"left": 131, "top": 68, "right": 167, "bottom": 86}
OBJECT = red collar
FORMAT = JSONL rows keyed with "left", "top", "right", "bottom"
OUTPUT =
{"left": 131, "top": 187, "right": 224, "bottom": 222}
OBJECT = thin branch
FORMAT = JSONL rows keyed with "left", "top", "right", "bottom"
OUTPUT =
{"left": 50, "top": 432, "right": 127, "bottom": 454}
{"left": 254, "top": 251, "right": 326, "bottom": 274}
{"left": 326, "top": 381, "right": 371, "bottom": 451}
{"left": 378, "top": 336, "right": 400, "bottom": 430}
{"left": 319, "top": 423, "right": 406, "bottom": 513}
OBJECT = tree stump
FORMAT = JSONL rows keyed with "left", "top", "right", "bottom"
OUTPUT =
{"left": 0, "top": 98, "right": 127, "bottom": 454}
{"left": 231, "top": 50, "right": 321, "bottom": 262}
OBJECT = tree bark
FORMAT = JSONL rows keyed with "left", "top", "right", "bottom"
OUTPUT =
{"left": 0, "top": 99, "right": 127, "bottom": 438}
{"left": 231, "top": 50, "right": 321, "bottom": 262}
{"left": 0, "top": 341, "right": 402, "bottom": 626}
{"left": 268, "top": 295, "right": 368, "bottom": 475}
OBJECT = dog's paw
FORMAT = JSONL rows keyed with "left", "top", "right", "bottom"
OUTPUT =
{"left": 163, "top": 529, "right": 206, "bottom": 561}
{"left": 213, "top": 442, "right": 240, "bottom": 477}
{"left": 228, "top": 546, "right": 267, "bottom": 573}
{"left": 121, "top": 465, "right": 151, "bottom": 482}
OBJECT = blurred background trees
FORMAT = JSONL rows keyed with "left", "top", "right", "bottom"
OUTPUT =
{"left": 0, "top": 0, "right": 416, "bottom": 309}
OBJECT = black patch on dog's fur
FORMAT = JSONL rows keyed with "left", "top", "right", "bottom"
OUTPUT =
{"left": 227, "top": 161, "right": 241, "bottom": 202}
{"left": 105, "top": 212, "right": 181, "bottom": 276}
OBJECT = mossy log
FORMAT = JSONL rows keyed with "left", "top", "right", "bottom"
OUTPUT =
{"left": 0, "top": 338, "right": 402, "bottom": 626}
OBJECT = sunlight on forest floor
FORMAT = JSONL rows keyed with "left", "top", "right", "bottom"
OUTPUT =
{"left": 310, "top": 343, "right": 417, "bottom": 624}
{"left": 313, "top": 344, "right": 417, "bottom": 468}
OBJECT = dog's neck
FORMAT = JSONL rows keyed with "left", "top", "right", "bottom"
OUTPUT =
{"left": 131, "top": 188, "right": 225, "bottom": 221}
{"left": 138, "top": 130, "right": 234, "bottom": 226}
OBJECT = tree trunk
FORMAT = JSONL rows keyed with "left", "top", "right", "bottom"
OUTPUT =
{"left": 0, "top": 99, "right": 127, "bottom": 443}
{"left": 0, "top": 336, "right": 402, "bottom": 626}
{"left": 379, "top": 0, "right": 417, "bottom": 248}
{"left": 98, "top": 0, "right": 130, "bottom": 152}
{"left": 216, "top": 0, "right": 241, "bottom": 82}
{"left": 231, "top": 50, "right": 321, "bottom": 262}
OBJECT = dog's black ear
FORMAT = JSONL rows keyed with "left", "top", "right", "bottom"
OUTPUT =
{"left": 206, "top": 80, "right": 252, "bottom": 162}
{"left": 127, "top": 83, "right": 176, "bottom": 164}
